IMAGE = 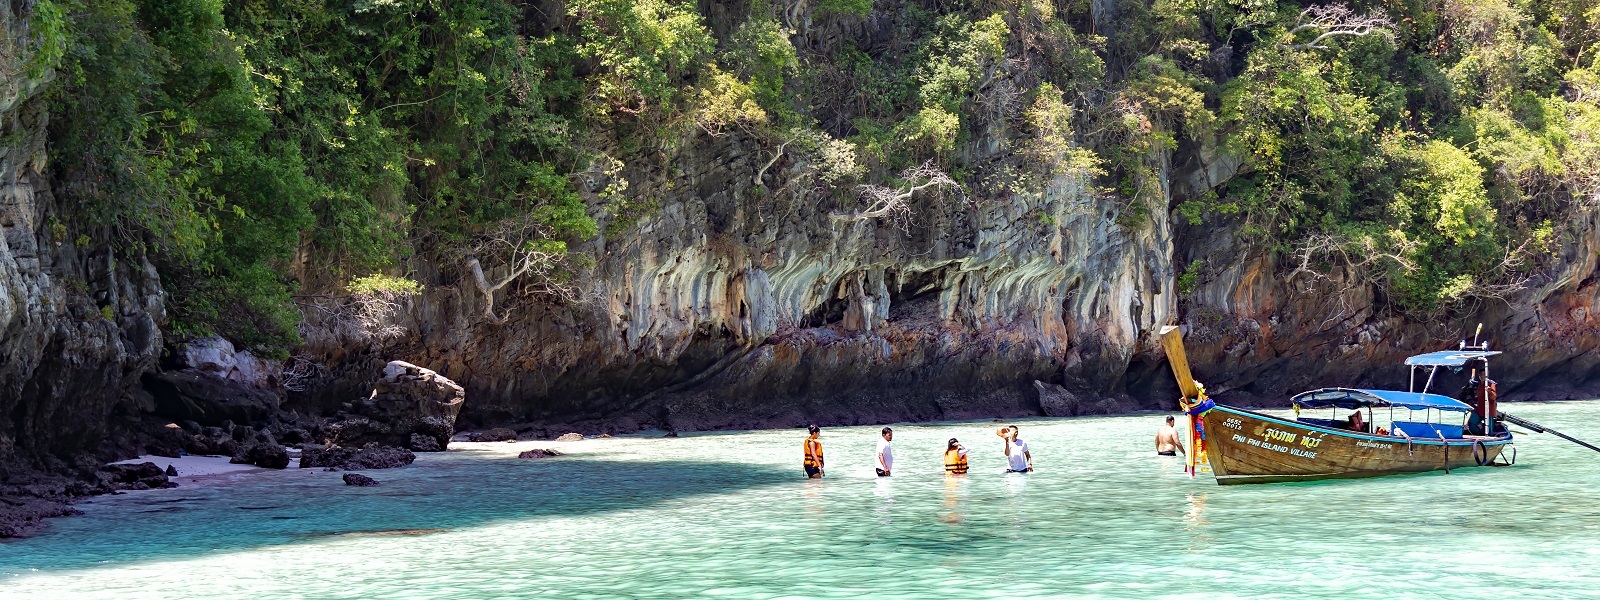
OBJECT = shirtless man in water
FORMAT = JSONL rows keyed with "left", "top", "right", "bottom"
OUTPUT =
{"left": 1156, "top": 416, "right": 1185, "bottom": 456}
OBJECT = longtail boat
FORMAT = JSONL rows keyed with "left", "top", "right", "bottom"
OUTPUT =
{"left": 1159, "top": 326, "right": 1514, "bottom": 485}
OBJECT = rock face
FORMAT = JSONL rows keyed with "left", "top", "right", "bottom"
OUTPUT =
{"left": 342, "top": 473, "right": 379, "bottom": 486}
{"left": 284, "top": 127, "right": 1600, "bottom": 432}
{"left": 322, "top": 362, "right": 464, "bottom": 452}
{"left": 0, "top": 10, "right": 166, "bottom": 530}
{"left": 300, "top": 444, "right": 416, "bottom": 471}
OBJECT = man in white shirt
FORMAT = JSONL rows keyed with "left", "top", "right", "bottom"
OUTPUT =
{"left": 876, "top": 427, "right": 894, "bottom": 476}
{"left": 997, "top": 425, "right": 1032, "bottom": 472}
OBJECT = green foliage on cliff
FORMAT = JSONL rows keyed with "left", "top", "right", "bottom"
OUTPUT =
{"left": 25, "top": 0, "right": 1600, "bottom": 351}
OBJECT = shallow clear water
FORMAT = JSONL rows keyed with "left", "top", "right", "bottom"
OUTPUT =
{"left": 3, "top": 401, "right": 1598, "bottom": 599}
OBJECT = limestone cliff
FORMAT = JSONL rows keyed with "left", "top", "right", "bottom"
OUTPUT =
{"left": 285, "top": 123, "right": 1599, "bottom": 436}
{"left": 0, "top": 3, "right": 167, "bottom": 532}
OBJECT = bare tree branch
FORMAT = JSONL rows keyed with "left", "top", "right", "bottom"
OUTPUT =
{"left": 1283, "top": 4, "right": 1393, "bottom": 50}
{"left": 754, "top": 139, "right": 790, "bottom": 187}
{"left": 463, "top": 215, "right": 579, "bottom": 324}
{"left": 832, "top": 161, "right": 960, "bottom": 231}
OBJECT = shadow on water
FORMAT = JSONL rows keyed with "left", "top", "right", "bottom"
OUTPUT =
{"left": 0, "top": 456, "right": 793, "bottom": 575}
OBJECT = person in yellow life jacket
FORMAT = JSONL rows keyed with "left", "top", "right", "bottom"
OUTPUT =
{"left": 944, "top": 438, "right": 969, "bottom": 475}
{"left": 803, "top": 425, "right": 824, "bottom": 478}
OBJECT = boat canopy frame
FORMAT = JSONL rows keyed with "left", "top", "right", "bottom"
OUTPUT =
{"left": 1290, "top": 388, "right": 1474, "bottom": 412}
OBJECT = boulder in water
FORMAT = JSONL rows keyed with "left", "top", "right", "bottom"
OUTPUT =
{"left": 342, "top": 473, "right": 379, "bottom": 486}
{"left": 554, "top": 432, "right": 584, "bottom": 442}
{"left": 517, "top": 449, "right": 563, "bottom": 459}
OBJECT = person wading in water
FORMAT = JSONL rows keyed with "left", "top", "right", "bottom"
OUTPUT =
{"left": 876, "top": 427, "right": 894, "bottom": 477}
{"left": 1155, "top": 416, "right": 1185, "bottom": 456}
{"left": 803, "top": 425, "right": 824, "bottom": 478}
{"left": 944, "top": 438, "right": 969, "bottom": 475}
{"left": 996, "top": 426, "right": 1032, "bottom": 473}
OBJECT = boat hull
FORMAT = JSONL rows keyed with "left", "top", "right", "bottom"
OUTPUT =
{"left": 1201, "top": 404, "right": 1510, "bottom": 485}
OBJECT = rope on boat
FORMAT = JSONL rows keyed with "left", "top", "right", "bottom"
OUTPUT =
{"left": 1397, "top": 429, "right": 1413, "bottom": 455}
{"left": 1439, "top": 432, "right": 1450, "bottom": 474}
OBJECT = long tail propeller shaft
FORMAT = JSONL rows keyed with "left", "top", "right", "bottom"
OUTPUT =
{"left": 1499, "top": 412, "right": 1600, "bottom": 454}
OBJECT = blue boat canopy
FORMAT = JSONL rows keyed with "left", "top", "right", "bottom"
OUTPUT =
{"left": 1291, "top": 388, "right": 1473, "bottom": 412}
{"left": 1404, "top": 350, "right": 1501, "bottom": 367}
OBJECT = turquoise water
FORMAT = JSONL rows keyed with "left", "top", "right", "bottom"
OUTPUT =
{"left": 2, "top": 401, "right": 1598, "bottom": 599}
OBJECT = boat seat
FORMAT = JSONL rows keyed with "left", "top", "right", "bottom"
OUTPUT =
{"left": 1391, "top": 421, "right": 1465, "bottom": 439}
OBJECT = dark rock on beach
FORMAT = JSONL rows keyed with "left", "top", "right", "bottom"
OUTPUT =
{"left": 466, "top": 428, "right": 518, "bottom": 442}
{"left": 99, "top": 462, "right": 174, "bottom": 491}
{"left": 165, "top": 465, "right": 178, "bottom": 476}
{"left": 342, "top": 473, "right": 379, "bottom": 486}
{"left": 517, "top": 449, "right": 563, "bottom": 459}
{"left": 231, "top": 444, "right": 291, "bottom": 469}
{"left": 301, "top": 444, "right": 416, "bottom": 471}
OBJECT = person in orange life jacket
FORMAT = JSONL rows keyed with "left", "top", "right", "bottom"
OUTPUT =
{"left": 802, "top": 425, "right": 824, "bottom": 478}
{"left": 944, "top": 438, "right": 969, "bottom": 475}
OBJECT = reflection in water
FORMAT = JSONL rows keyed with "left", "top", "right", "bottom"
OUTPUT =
{"left": 938, "top": 476, "right": 966, "bottom": 526}
{"left": 802, "top": 478, "right": 826, "bottom": 521}
{"left": 873, "top": 476, "right": 895, "bottom": 524}
{"left": 1184, "top": 492, "right": 1212, "bottom": 552}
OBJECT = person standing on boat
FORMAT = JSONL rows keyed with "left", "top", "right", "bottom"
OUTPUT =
{"left": 1460, "top": 364, "right": 1502, "bottom": 435}
{"left": 803, "top": 425, "right": 824, "bottom": 479}
{"left": 876, "top": 427, "right": 894, "bottom": 477}
{"left": 1156, "top": 416, "right": 1185, "bottom": 456}
{"left": 944, "top": 438, "right": 969, "bottom": 475}
{"left": 996, "top": 426, "right": 1033, "bottom": 472}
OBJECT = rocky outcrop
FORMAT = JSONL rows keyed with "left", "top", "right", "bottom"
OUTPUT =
{"left": 141, "top": 337, "right": 286, "bottom": 428}
{"left": 320, "top": 362, "right": 464, "bottom": 452}
{"left": 517, "top": 449, "right": 563, "bottom": 459}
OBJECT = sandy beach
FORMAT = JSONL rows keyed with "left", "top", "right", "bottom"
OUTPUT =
{"left": 110, "top": 455, "right": 276, "bottom": 487}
